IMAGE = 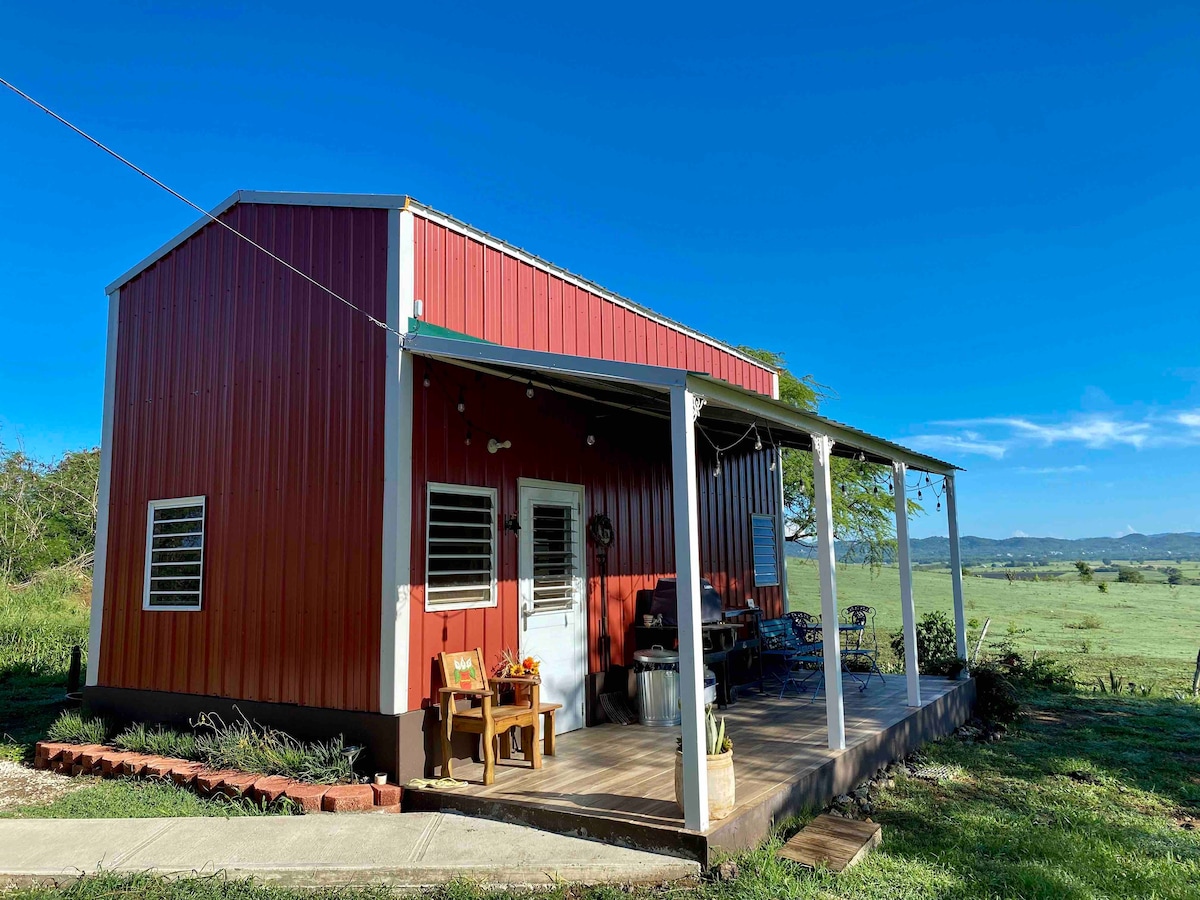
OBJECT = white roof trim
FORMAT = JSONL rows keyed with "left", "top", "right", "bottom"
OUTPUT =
{"left": 104, "top": 191, "right": 775, "bottom": 376}
{"left": 405, "top": 332, "right": 689, "bottom": 389}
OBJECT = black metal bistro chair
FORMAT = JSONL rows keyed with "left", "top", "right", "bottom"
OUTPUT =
{"left": 841, "top": 604, "right": 885, "bottom": 688}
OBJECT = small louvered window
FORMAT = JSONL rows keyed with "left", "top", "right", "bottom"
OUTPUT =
{"left": 751, "top": 513, "right": 780, "bottom": 587}
{"left": 425, "top": 484, "right": 497, "bottom": 610}
{"left": 530, "top": 503, "right": 578, "bottom": 613}
{"left": 143, "top": 497, "right": 206, "bottom": 610}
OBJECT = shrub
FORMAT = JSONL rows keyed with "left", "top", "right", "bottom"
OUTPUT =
{"left": 46, "top": 710, "right": 110, "bottom": 744}
{"left": 890, "top": 610, "right": 964, "bottom": 675}
{"left": 1097, "top": 582, "right": 1109, "bottom": 593}
{"left": 1065, "top": 614, "right": 1103, "bottom": 630}
{"left": 970, "top": 663, "right": 1020, "bottom": 724}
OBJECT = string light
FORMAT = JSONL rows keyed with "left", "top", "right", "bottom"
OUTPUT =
{"left": 525, "top": 382, "right": 535, "bottom": 399}
{"left": 456, "top": 391, "right": 466, "bottom": 414}
{"left": 586, "top": 434, "right": 596, "bottom": 446}
{"left": 422, "top": 369, "right": 431, "bottom": 389}
{"left": 464, "top": 428, "right": 472, "bottom": 446}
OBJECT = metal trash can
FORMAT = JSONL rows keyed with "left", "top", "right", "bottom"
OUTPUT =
{"left": 634, "top": 647, "right": 680, "bottom": 726}
{"left": 703, "top": 667, "right": 718, "bottom": 706}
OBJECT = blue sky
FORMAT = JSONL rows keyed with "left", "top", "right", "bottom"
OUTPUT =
{"left": 2, "top": 1, "right": 1198, "bottom": 540}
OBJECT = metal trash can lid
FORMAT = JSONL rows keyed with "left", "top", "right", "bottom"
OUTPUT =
{"left": 633, "top": 647, "right": 678, "bottom": 664}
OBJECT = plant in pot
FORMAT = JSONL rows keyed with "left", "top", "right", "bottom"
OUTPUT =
{"left": 674, "top": 705, "right": 735, "bottom": 821}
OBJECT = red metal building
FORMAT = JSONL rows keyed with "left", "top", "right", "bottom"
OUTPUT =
{"left": 86, "top": 192, "right": 792, "bottom": 778}
{"left": 86, "top": 191, "right": 964, "bottom": 798}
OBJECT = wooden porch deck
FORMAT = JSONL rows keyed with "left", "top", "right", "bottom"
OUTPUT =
{"left": 404, "top": 675, "right": 975, "bottom": 862}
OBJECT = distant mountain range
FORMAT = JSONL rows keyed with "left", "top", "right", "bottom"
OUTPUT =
{"left": 787, "top": 532, "right": 1200, "bottom": 566}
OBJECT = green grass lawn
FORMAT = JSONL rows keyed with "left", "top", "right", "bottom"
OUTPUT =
{"left": 0, "top": 777, "right": 280, "bottom": 819}
{"left": 787, "top": 558, "right": 1200, "bottom": 692}
{"left": 0, "top": 571, "right": 90, "bottom": 764}
{"left": 6, "top": 688, "right": 1199, "bottom": 899}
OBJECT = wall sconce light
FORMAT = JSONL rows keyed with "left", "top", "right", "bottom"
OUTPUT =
{"left": 487, "top": 438, "right": 512, "bottom": 454}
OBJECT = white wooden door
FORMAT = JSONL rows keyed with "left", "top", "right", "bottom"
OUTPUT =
{"left": 518, "top": 480, "right": 586, "bottom": 734}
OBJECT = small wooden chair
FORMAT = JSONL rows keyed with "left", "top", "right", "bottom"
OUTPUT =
{"left": 437, "top": 649, "right": 542, "bottom": 786}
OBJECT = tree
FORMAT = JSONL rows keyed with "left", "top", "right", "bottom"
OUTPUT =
{"left": 0, "top": 441, "right": 99, "bottom": 580}
{"left": 738, "top": 348, "right": 920, "bottom": 566}
{"left": 1117, "top": 566, "right": 1145, "bottom": 584}
{"left": 1074, "top": 560, "right": 1093, "bottom": 582}
{"left": 1166, "top": 567, "right": 1183, "bottom": 586}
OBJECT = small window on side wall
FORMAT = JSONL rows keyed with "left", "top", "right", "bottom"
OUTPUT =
{"left": 143, "top": 497, "right": 206, "bottom": 611}
{"left": 426, "top": 483, "right": 497, "bottom": 611}
{"left": 751, "top": 513, "right": 779, "bottom": 587}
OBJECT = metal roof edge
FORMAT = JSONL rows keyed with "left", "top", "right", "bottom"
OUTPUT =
{"left": 105, "top": 190, "right": 245, "bottom": 293}
{"left": 689, "top": 374, "right": 961, "bottom": 475}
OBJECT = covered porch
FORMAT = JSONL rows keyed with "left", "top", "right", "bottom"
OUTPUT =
{"left": 406, "top": 674, "right": 975, "bottom": 863}
{"left": 403, "top": 332, "right": 972, "bottom": 852}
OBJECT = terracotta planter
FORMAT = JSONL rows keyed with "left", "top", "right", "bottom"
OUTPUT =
{"left": 674, "top": 749, "right": 735, "bottom": 821}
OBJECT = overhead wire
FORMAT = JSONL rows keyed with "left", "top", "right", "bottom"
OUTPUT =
{"left": 0, "top": 75, "right": 403, "bottom": 342}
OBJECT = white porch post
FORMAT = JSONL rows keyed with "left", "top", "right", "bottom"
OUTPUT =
{"left": 946, "top": 474, "right": 968, "bottom": 667}
{"left": 811, "top": 434, "right": 846, "bottom": 750}
{"left": 894, "top": 462, "right": 922, "bottom": 707}
{"left": 670, "top": 384, "right": 708, "bottom": 832}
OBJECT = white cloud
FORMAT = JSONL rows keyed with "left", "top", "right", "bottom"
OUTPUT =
{"left": 906, "top": 433, "right": 1007, "bottom": 459}
{"left": 1011, "top": 530, "right": 1030, "bottom": 538}
{"left": 1178, "top": 410, "right": 1200, "bottom": 429}
{"left": 941, "top": 416, "right": 1151, "bottom": 449}
{"left": 1115, "top": 524, "right": 1140, "bottom": 538}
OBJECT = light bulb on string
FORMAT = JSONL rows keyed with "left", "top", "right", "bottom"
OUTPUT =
{"left": 464, "top": 428, "right": 472, "bottom": 446}
{"left": 422, "top": 372, "right": 431, "bottom": 389}
{"left": 525, "top": 382, "right": 535, "bottom": 399}
{"left": 586, "top": 434, "right": 596, "bottom": 446}
{"left": 937, "top": 501, "right": 942, "bottom": 512}
{"left": 917, "top": 489, "right": 923, "bottom": 499}
{"left": 456, "top": 391, "right": 466, "bottom": 414}
{"left": 753, "top": 425, "right": 762, "bottom": 452}
{"left": 768, "top": 454, "right": 776, "bottom": 472}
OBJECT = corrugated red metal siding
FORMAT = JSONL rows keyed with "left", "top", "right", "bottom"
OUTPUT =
{"left": 413, "top": 216, "right": 776, "bottom": 397}
{"left": 407, "top": 362, "right": 783, "bottom": 710}
{"left": 100, "top": 204, "right": 389, "bottom": 713}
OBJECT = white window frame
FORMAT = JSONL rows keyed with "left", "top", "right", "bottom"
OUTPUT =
{"left": 142, "top": 495, "right": 206, "bottom": 612}
{"left": 751, "top": 512, "right": 780, "bottom": 588}
{"left": 424, "top": 482, "right": 498, "bottom": 612}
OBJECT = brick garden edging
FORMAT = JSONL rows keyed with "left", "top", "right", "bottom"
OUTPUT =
{"left": 33, "top": 741, "right": 402, "bottom": 814}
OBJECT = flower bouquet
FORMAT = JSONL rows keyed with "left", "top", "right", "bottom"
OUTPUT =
{"left": 493, "top": 648, "right": 541, "bottom": 680}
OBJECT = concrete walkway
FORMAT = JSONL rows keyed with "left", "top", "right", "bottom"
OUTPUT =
{"left": 0, "top": 812, "right": 699, "bottom": 888}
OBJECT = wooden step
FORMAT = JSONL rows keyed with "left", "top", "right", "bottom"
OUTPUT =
{"left": 777, "top": 814, "right": 882, "bottom": 873}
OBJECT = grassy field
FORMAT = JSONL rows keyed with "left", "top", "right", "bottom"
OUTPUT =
{"left": 6, "top": 688, "right": 1199, "bottom": 899}
{"left": 0, "top": 571, "right": 90, "bottom": 764}
{"left": 787, "top": 558, "right": 1200, "bottom": 692}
